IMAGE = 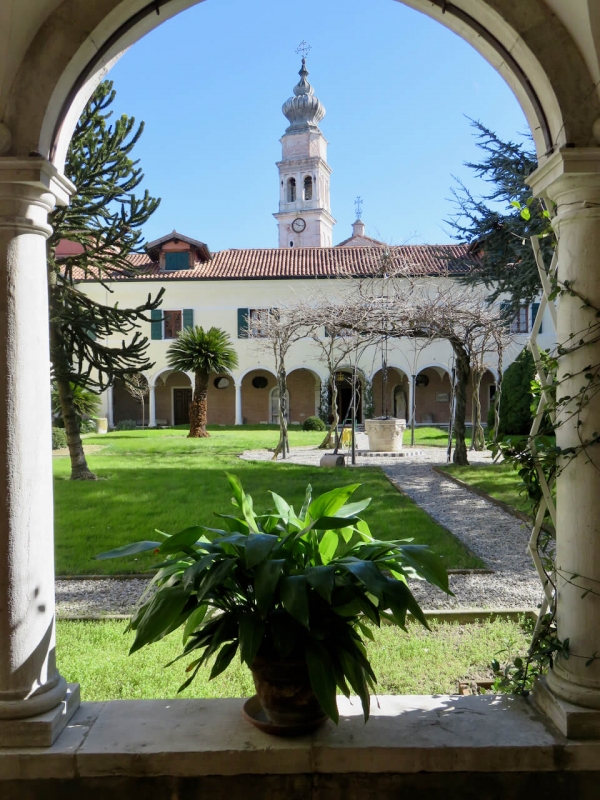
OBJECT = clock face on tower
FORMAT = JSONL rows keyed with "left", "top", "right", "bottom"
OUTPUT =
{"left": 291, "top": 218, "right": 306, "bottom": 233}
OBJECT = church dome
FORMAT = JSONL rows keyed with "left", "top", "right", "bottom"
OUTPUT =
{"left": 282, "top": 59, "right": 326, "bottom": 133}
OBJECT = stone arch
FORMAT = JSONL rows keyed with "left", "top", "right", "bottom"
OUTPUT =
{"left": 287, "top": 367, "right": 321, "bottom": 424}
{"left": 240, "top": 368, "right": 277, "bottom": 425}
{"left": 4, "top": 1, "right": 599, "bottom": 167}
{"left": 370, "top": 366, "right": 409, "bottom": 418}
{"left": 415, "top": 364, "right": 452, "bottom": 425}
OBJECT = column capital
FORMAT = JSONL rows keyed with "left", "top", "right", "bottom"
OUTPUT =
{"left": 0, "top": 157, "right": 75, "bottom": 205}
{"left": 0, "top": 157, "right": 75, "bottom": 239}
{"left": 528, "top": 148, "right": 600, "bottom": 203}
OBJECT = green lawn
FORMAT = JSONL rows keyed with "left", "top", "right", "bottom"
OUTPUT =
{"left": 53, "top": 428, "right": 485, "bottom": 574}
{"left": 57, "top": 617, "right": 529, "bottom": 700}
{"left": 440, "top": 463, "right": 532, "bottom": 515}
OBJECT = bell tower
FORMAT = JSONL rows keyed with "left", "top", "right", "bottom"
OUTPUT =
{"left": 273, "top": 52, "right": 336, "bottom": 248}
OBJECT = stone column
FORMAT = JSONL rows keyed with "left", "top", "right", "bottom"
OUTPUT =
{"left": 0, "top": 159, "right": 79, "bottom": 746}
{"left": 235, "top": 382, "right": 243, "bottom": 425}
{"left": 106, "top": 384, "right": 114, "bottom": 429}
{"left": 529, "top": 150, "right": 600, "bottom": 735}
{"left": 148, "top": 383, "right": 156, "bottom": 428}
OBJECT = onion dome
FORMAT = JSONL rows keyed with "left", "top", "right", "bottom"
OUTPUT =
{"left": 282, "top": 58, "right": 326, "bottom": 133}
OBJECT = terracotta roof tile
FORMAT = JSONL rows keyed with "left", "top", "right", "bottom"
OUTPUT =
{"left": 70, "top": 244, "right": 473, "bottom": 282}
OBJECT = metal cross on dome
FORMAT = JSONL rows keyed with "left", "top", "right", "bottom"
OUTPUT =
{"left": 355, "top": 196, "right": 363, "bottom": 220}
{"left": 296, "top": 40, "right": 312, "bottom": 61}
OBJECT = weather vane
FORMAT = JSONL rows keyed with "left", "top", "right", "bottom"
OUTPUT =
{"left": 296, "top": 40, "right": 312, "bottom": 61}
{"left": 355, "top": 196, "right": 363, "bottom": 220}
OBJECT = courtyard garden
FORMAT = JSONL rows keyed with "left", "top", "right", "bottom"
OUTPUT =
{"left": 53, "top": 426, "right": 485, "bottom": 574}
{"left": 53, "top": 426, "right": 538, "bottom": 704}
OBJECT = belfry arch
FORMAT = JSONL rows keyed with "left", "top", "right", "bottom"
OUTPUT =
{"left": 3, "top": 0, "right": 600, "bottom": 770}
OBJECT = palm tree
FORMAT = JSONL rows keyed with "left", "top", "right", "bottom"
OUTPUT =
{"left": 166, "top": 326, "right": 238, "bottom": 437}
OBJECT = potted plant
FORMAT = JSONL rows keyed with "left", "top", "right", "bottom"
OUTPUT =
{"left": 97, "top": 474, "right": 449, "bottom": 732}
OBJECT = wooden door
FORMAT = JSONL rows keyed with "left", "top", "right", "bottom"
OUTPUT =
{"left": 173, "top": 388, "right": 192, "bottom": 426}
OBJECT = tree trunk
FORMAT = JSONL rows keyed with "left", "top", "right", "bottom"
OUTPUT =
{"left": 452, "top": 344, "right": 470, "bottom": 466}
{"left": 472, "top": 368, "right": 485, "bottom": 450}
{"left": 319, "top": 374, "right": 339, "bottom": 449}
{"left": 272, "top": 367, "right": 289, "bottom": 460}
{"left": 189, "top": 370, "right": 209, "bottom": 438}
{"left": 55, "top": 375, "right": 97, "bottom": 480}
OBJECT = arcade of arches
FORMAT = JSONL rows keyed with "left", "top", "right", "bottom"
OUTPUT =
{"left": 3, "top": 0, "right": 600, "bottom": 791}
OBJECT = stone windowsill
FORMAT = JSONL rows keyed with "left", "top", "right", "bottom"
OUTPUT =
{"left": 1, "top": 692, "right": 600, "bottom": 782}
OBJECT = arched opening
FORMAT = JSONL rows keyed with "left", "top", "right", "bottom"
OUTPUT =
{"left": 371, "top": 367, "right": 409, "bottom": 418}
{"left": 330, "top": 369, "right": 363, "bottom": 424}
{"left": 287, "top": 368, "right": 321, "bottom": 423}
{"left": 287, "top": 177, "right": 296, "bottom": 202}
{"left": 303, "top": 175, "right": 313, "bottom": 201}
{"left": 240, "top": 369, "right": 277, "bottom": 424}
{"left": 269, "top": 386, "right": 289, "bottom": 425}
{"left": 415, "top": 366, "right": 451, "bottom": 425}
{"left": 150, "top": 370, "right": 193, "bottom": 427}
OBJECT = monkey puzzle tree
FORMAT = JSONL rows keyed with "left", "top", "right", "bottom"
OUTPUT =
{"left": 47, "top": 80, "right": 163, "bottom": 479}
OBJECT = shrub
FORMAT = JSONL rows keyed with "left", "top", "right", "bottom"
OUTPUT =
{"left": 80, "top": 418, "right": 97, "bottom": 434}
{"left": 303, "top": 415, "right": 326, "bottom": 431}
{"left": 52, "top": 427, "right": 68, "bottom": 450}
{"left": 494, "top": 348, "right": 536, "bottom": 437}
{"left": 115, "top": 419, "right": 136, "bottom": 431}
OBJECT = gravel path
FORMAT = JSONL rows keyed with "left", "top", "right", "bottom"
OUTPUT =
{"left": 55, "top": 439, "right": 543, "bottom": 616}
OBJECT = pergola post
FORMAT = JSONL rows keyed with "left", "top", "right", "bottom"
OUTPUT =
{"left": 0, "top": 158, "right": 79, "bottom": 746}
{"left": 529, "top": 149, "right": 600, "bottom": 736}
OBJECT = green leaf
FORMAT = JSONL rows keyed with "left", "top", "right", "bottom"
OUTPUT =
{"left": 397, "top": 546, "right": 450, "bottom": 593}
{"left": 246, "top": 533, "right": 278, "bottom": 569}
{"left": 338, "top": 649, "right": 371, "bottom": 722}
{"left": 254, "top": 559, "right": 285, "bottom": 614}
{"left": 225, "top": 472, "right": 244, "bottom": 507}
{"left": 238, "top": 614, "right": 266, "bottom": 666}
{"left": 335, "top": 498, "right": 371, "bottom": 518}
{"left": 338, "top": 559, "right": 386, "bottom": 600}
{"left": 384, "top": 579, "right": 429, "bottom": 630}
{"left": 311, "top": 515, "right": 361, "bottom": 530}
{"left": 209, "top": 641, "right": 239, "bottom": 680}
{"left": 130, "top": 585, "right": 190, "bottom": 653}
{"left": 308, "top": 484, "right": 361, "bottom": 522}
{"left": 182, "top": 604, "right": 207, "bottom": 644}
{"left": 158, "top": 526, "right": 204, "bottom": 554}
{"left": 305, "top": 640, "right": 339, "bottom": 723}
{"left": 196, "top": 558, "right": 236, "bottom": 604}
{"left": 95, "top": 540, "right": 161, "bottom": 560}
{"left": 318, "top": 529, "right": 339, "bottom": 564}
{"left": 280, "top": 575, "right": 310, "bottom": 628}
{"left": 306, "top": 565, "right": 335, "bottom": 603}
{"left": 299, "top": 484, "right": 313, "bottom": 522}
{"left": 182, "top": 552, "right": 220, "bottom": 590}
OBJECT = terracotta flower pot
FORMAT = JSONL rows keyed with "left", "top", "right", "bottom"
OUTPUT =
{"left": 251, "top": 654, "right": 327, "bottom": 727}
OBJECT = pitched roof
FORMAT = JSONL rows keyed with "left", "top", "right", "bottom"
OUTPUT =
{"left": 71, "top": 244, "right": 473, "bottom": 282}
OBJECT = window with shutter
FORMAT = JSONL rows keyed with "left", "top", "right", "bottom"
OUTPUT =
{"left": 151, "top": 309, "right": 163, "bottom": 340}
{"left": 183, "top": 309, "right": 194, "bottom": 330}
{"left": 237, "top": 308, "right": 249, "bottom": 338}
{"left": 164, "top": 310, "right": 182, "bottom": 339}
{"left": 531, "top": 303, "right": 541, "bottom": 333}
{"left": 164, "top": 251, "right": 190, "bottom": 271}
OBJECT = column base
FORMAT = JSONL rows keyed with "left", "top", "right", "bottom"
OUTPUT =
{"left": 0, "top": 684, "right": 80, "bottom": 747}
{"left": 531, "top": 676, "right": 600, "bottom": 738}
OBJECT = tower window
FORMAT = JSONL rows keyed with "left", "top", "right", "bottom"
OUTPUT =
{"left": 287, "top": 178, "right": 296, "bottom": 202}
{"left": 303, "top": 176, "right": 313, "bottom": 201}
{"left": 290, "top": 242, "right": 294, "bottom": 247}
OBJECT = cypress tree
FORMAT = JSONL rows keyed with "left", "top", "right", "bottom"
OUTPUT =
{"left": 492, "top": 348, "right": 536, "bottom": 437}
{"left": 47, "top": 81, "right": 164, "bottom": 479}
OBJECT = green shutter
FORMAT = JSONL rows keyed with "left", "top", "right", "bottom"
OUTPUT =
{"left": 238, "top": 308, "right": 249, "bottom": 338}
{"left": 165, "top": 251, "right": 190, "bottom": 271}
{"left": 151, "top": 309, "right": 163, "bottom": 340}
{"left": 87, "top": 326, "right": 96, "bottom": 342}
{"left": 183, "top": 308, "right": 194, "bottom": 330}
{"left": 531, "top": 302, "right": 541, "bottom": 333}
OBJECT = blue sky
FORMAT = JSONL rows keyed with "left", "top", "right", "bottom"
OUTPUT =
{"left": 107, "top": 0, "right": 530, "bottom": 251}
